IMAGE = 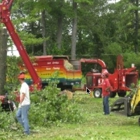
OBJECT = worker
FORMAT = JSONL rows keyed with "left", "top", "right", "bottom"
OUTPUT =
{"left": 16, "top": 73, "right": 30, "bottom": 135}
{"left": 101, "top": 72, "right": 112, "bottom": 115}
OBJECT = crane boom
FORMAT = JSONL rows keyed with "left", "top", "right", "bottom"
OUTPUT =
{"left": 0, "top": 0, "right": 42, "bottom": 89}
{"left": 2, "top": 0, "right": 13, "bottom": 9}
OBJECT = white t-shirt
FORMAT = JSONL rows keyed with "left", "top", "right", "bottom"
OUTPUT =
{"left": 20, "top": 82, "right": 30, "bottom": 106}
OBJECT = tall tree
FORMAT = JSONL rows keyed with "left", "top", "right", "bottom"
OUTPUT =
{"left": 132, "top": 0, "right": 139, "bottom": 53}
{"left": 55, "top": 0, "right": 65, "bottom": 50}
{"left": 41, "top": 10, "right": 47, "bottom": 55}
{"left": 71, "top": 1, "right": 77, "bottom": 60}
{"left": 0, "top": 28, "right": 8, "bottom": 94}
{"left": 11, "top": 0, "right": 46, "bottom": 55}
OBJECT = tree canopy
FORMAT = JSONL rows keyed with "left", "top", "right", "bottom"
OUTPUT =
{"left": 6, "top": 0, "right": 140, "bottom": 71}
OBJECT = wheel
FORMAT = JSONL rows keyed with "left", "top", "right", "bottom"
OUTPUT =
{"left": 110, "top": 92, "right": 116, "bottom": 98}
{"left": 94, "top": 89, "right": 102, "bottom": 98}
{"left": 118, "top": 92, "right": 126, "bottom": 97}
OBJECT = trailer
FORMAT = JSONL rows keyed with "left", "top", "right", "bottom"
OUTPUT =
{"left": 80, "top": 55, "right": 138, "bottom": 98}
{"left": 19, "top": 55, "right": 82, "bottom": 91}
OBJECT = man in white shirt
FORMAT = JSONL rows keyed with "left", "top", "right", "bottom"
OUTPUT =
{"left": 16, "top": 73, "right": 30, "bottom": 135}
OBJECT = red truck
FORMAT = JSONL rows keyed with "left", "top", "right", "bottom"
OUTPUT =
{"left": 0, "top": 0, "right": 82, "bottom": 93}
{"left": 0, "top": 0, "right": 83, "bottom": 111}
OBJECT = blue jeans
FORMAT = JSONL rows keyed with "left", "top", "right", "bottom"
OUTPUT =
{"left": 16, "top": 105, "right": 30, "bottom": 134}
{"left": 103, "top": 96, "right": 109, "bottom": 115}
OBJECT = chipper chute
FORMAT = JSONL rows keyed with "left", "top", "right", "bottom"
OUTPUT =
{"left": 111, "top": 87, "right": 140, "bottom": 124}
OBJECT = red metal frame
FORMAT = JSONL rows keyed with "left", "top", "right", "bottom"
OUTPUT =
{"left": 80, "top": 58, "right": 107, "bottom": 69}
{"left": 0, "top": 0, "right": 42, "bottom": 89}
{"left": 83, "top": 56, "right": 138, "bottom": 93}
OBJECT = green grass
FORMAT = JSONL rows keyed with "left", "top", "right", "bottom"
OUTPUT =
{"left": 1, "top": 92, "right": 140, "bottom": 140}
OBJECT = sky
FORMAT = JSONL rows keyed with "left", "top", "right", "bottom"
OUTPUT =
{"left": 108, "top": 0, "right": 120, "bottom": 3}
{"left": 7, "top": 46, "right": 20, "bottom": 57}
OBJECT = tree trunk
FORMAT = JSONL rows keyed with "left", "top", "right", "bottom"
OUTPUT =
{"left": 41, "top": 10, "right": 47, "bottom": 55}
{"left": 134, "top": 0, "right": 139, "bottom": 53}
{"left": 30, "top": 22, "right": 35, "bottom": 54}
{"left": 71, "top": 1, "right": 77, "bottom": 60}
{"left": 56, "top": 16, "right": 63, "bottom": 49}
{"left": 0, "top": 28, "right": 8, "bottom": 94}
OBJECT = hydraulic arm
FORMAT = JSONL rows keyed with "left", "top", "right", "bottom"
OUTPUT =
{"left": 0, "top": 0, "right": 42, "bottom": 89}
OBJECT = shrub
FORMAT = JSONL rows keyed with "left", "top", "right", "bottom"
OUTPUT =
{"left": 29, "top": 80, "right": 83, "bottom": 127}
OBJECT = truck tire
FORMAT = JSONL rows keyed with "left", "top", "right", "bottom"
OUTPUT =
{"left": 94, "top": 89, "right": 102, "bottom": 98}
{"left": 118, "top": 92, "right": 126, "bottom": 97}
{"left": 110, "top": 92, "right": 116, "bottom": 98}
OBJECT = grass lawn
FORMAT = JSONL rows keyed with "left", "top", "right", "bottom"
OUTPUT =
{"left": 1, "top": 92, "right": 140, "bottom": 140}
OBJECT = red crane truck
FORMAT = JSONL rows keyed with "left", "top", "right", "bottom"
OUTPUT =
{"left": 0, "top": 0, "right": 42, "bottom": 90}
{"left": 0, "top": 0, "right": 82, "bottom": 95}
{"left": 80, "top": 55, "right": 138, "bottom": 98}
